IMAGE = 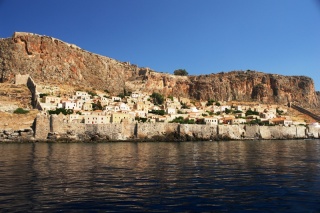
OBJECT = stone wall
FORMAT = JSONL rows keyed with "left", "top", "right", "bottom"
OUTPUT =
{"left": 34, "top": 114, "right": 50, "bottom": 140}
{"left": 26, "top": 76, "right": 42, "bottom": 110}
{"left": 0, "top": 128, "right": 34, "bottom": 141}
{"left": 15, "top": 74, "right": 30, "bottom": 85}
{"left": 8, "top": 113, "right": 317, "bottom": 142}
{"left": 179, "top": 124, "right": 218, "bottom": 140}
{"left": 28, "top": 114, "right": 319, "bottom": 141}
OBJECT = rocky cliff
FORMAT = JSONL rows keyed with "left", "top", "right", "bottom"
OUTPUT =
{"left": 0, "top": 32, "right": 318, "bottom": 107}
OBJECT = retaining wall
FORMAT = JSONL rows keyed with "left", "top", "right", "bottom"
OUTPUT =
{"left": 30, "top": 114, "right": 317, "bottom": 141}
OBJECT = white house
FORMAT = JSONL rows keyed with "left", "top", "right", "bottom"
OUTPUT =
{"left": 112, "top": 96, "right": 122, "bottom": 102}
{"left": 166, "top": 107, "right": 176, "bottom": 115}
{"left": 131, "top": 92, "right": 140, "bottom": 98}
{"left": 105, "top": 105, "right": 120, "bottom": 112}
{"left": 220, "top": 105, "right": 231, "bottom": 112}
{"left": 135, "top": 110, "right": 147, "bottom": 118}
{"left": 75, "top": 91, "right": 91, "bottom": 98}
{"left": 204, "top": 117, "right": 219, "bottom": 125}
{"left": 260, "top": 112, "right": 276, "bottom": 120}
{"left": 119, "top": 103, "right": 130, "bottom": 111}
{"left": 75, "top": 99, "right": 86, "bottom": 110}
{"left": 63, "top": 101, "right": 76, "bottom": 110}
{"left": 231, "top": 118, "right": 246, "bottom": 125}
{"left": 68, "top": 114, "right": 84, "bottom": 123}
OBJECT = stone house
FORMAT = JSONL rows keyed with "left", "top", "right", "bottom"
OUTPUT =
{"left": 76, "top": 91, "right": 89, "bottom": 97}
{"left": 234, "top": 105, "right": 243, "bottom": 111}
{"left": 39, "top": 103, "right": 57, "bottom": 111}
{"left": 166, "top": 107, "right": 176, "bottom": 115}
{"left": 85, "top": 111, "right": 111, "bottom": 124}
{"left": 105, "top": 105, "right": 120, "bottom": 112}
{"left": 68, "top": 114, "right": 84, "bottom": 123}
{"left": 220, "top": 116, "right": 235, "bottom": 124}
{"left": 99, "top": 96, "right": 110, "bottom": 106}
{"left": 43, "top": 96, "right": 61, "bottom": 104}
{"left": 63, "top": 101, "right": 77, "bottom": 110}
{"left": 135, "top": 110, "right": 147, "bottom": 118}
{"left": 74, "top": 99, "right": 86, "bottom": 110}
{"left": 74, "top": 91, "right": 91, "bottom": 101}
{"left": 119, "top": 103, "right": 130, "bottom": 111}
{"left": 131, "top": 92, "right": 140, "bottom": 98}
{"left": 231, "top": 118, "right": 246, "bottom": 125}
{"left": 220, "top": 105, "right": 231, "bottom": 112}
{"left": 111, "top": 112, "right": 135, "bottom": 123}
{"left": 134, "top": 101, "right": 149, "bottom": 112}
{"left": 165, "top": 101, "right": 181, "bottom": 110}
{"left": 212, "top": 105, "right": 221, "bottom": 113}
{"left": 204, "top": 117, "right": 219, "bottom": 125}
{"left": 235, "top": 112, "right": 246, "bottom": 118}
{"left": 270, "top": 117, "right": 293, "bottom": 126}
{"left": 112, "top": 96, "right": 122, "bottom": 102}
{"left": 260, "top": 112, "right": 276, "bottom": 120}
{"left": 82, "top": 102, "right": 93, "bottom": 111}
{"left": 85, "top": 114, "right": 111, "bottom": 124}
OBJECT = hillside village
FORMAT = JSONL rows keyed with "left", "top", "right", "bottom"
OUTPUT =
{"left": 36, "top": 83, "right": 304, "bottom": 127}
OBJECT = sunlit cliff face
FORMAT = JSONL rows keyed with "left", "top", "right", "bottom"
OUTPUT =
{"left": 0, "top": 32, "right": 318, "bottom": 107}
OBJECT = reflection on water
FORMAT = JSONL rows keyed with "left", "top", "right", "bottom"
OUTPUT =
{"left": 0, "top": 140, "right": 320, "bottom": 212}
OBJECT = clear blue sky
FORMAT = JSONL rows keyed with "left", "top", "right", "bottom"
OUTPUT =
{"left": 1, "top": 0, "right": 320, "bottom": 90}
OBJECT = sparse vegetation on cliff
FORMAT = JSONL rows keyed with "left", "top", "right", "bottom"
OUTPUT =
{"left": 13, "top": 108, "right": 29, "bottom": 114}
{"left": 173, "top": 69, "right": 188, "bottom": 76}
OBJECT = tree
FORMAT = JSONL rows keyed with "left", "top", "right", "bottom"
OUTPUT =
{"left": 92, "top": 101, "right": 103, "bottom": 111}
{"left": 173, "top": 69, "right": 188, "bottom": 76}
{"left": 151, "top": 92, "right": 164, "bottom": 105}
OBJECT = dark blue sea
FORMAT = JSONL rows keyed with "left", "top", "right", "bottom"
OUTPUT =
{"left": 0, "top": 140, "right": 320, "bottom": 212}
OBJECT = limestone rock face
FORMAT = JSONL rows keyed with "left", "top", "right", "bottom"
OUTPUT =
{"left": 0, "top": 32, "right": 318, "bottom": 107}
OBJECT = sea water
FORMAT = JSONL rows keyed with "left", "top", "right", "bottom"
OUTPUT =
{"left": 0, "top": 140, "right": 320, "bottom": 212}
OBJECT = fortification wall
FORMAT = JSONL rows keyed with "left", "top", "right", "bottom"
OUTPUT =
{"left": 15, "top": 74, "right": 30, "bottom": 85}
{"left": 218, "top": 125, "right": 246, "bottom": 140}
{"left": 137, "top": 123, "right": 179, "bottom": 140}
{"left": 85, "top": 123, "right": 132, "bottom": 140}
{"left": 26, "top": 76, "right": 42, "bottom": 110}
{"left": 26, "top": 114, "right": 320, "bottom": 142}
{"left": 34, "top": 114, "right": 50, "bottom": 140}
{"left": 179, "top": 124, "right": 218, "bottom": 140}
{"left": 308, "top": 126, "right": 320, "bottom": 138}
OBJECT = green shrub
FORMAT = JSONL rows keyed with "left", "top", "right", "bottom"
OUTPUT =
{"left": 169, "top": 116, "right": 195, "bottom": 124}
{"left": 13, "top": 108, "right": 29, "bottom": 114}
{"left": 173, "top": 69, "right": 188, "bottom": 76}
{"left": 149, "top": 109, "right": 166, "bottom": 116}
{"left": 245, "top": 109, "right": 259, "bottom": 116}
{"left": 48, "top": 108, "right": 73, "bottom": 115}
{"left": 206, "top": 99, "right": 215, "bottom": 106}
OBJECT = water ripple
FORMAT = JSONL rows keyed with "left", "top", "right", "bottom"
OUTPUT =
{"left": 0, "top": 140, "right": 320, "bottom": 212}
